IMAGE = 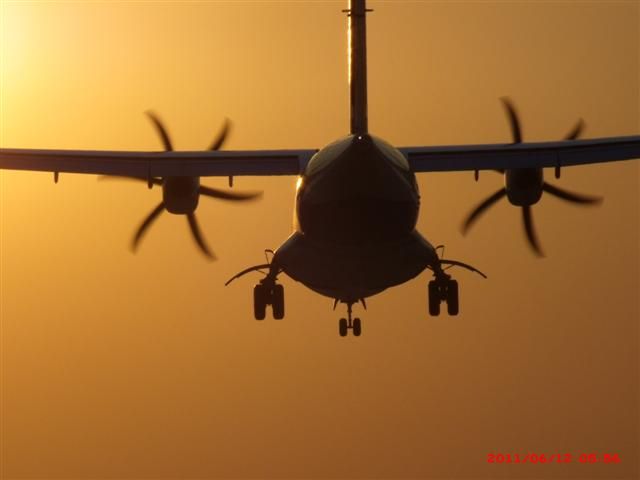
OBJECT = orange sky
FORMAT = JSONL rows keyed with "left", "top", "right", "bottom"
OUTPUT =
{"left": 1, "top": 1, "right": 638, "bottom": 478}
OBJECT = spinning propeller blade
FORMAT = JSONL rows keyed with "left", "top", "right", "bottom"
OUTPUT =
{"left": 209, "top": 118, "right": 231, "bottom": 151}
{"left": 500, "top": 97, "right": 522, "bottom": 144}
{"left": 132, "top": 202, "right": 165, "bottom": 251}
{"left": 199, "top": 186, "right": 262, "bottom": 201}
{"left": 187, "top": 213, "right": 215, "bottom": 260}
{"left": 145, "top": 111, "right": 173, "bottom": 151}
{"left": 462, "top": 98, "right": 602, "bottom": 256}
{"left": 102, "top": 111, "right": 263, "bottom": 259}
{"left": 462, "top": 189, "right": 507, "bottom": 234}
{"left": 564, "top": 118, "right": 584, "bottom": 141}
{"left": 542, "top": 183, "right": 603, "bottom": 205}
{"left": 522, "top": 205, "right": 543, "bottom": 257}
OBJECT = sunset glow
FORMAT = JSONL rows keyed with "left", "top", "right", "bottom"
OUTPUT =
{"left": 0, "top": 2, "right": 637, "bottom": 479}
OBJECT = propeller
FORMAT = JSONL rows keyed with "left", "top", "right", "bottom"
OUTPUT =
{"left": 462, "top": 98, "right": 602, "bottom": 256}
{"left": 103, "top": 111, "right": 262, "bottom": 259}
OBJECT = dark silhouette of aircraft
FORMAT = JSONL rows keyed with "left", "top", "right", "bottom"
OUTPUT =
{"left": 1, "top": 0, "right": 639, "bottom": 336}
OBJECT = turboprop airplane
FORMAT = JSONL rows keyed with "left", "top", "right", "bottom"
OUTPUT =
{"left": 1, "top": 0, "right": 639, "bottom": 336}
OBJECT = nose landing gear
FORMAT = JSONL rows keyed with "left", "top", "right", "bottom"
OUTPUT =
{"left": 335, "top": 300, "right": 364, "bottom": 337}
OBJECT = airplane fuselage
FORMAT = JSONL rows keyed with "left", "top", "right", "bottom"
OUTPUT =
{"left": 297, "top": 134, "right": 420, "bottom": 243}
{"left": 272, "top": 134, "right": 438, "bottom": 302}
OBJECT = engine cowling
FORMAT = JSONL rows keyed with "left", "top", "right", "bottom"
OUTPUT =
{"left": 505, "top": 168, "right": 543, "bottom": 206}
{"left": 163, "top": 176, "right": 200, "bottom": 214}
{"left": 462, "top": 97, "right": 601, "bottom": 256}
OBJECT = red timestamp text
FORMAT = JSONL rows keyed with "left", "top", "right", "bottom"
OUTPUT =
{"left": 487, "top": 453, "right": 621, "bottom": 464}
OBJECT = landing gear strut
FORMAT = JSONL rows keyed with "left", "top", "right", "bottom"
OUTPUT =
{"left": 225, "top": 254, "right": 285, "bottom": 321}
{"left": 428, "top": 274, "right": 459, "bottom": 316}
{"left": 426, "top": 253, "right": 487, "bottom": 317}
{"left": 337, "top": 301, "right": 362, "bottom": 337}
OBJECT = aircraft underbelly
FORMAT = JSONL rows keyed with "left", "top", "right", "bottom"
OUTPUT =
{"left": 273, "top": 230, "right": 438, "bottom": 302}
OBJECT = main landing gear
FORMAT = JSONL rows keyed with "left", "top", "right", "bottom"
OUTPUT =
{"left": 253, "top": 280, "right": 285, "bottom": 320}
{"left": 336, "top": 301, "right": 364, "bottom": 337}
{"left": 225, "top": 252, "right": 286, "bottom": 321}
{"left": 428, "top": 274, "right": 459, "bottom": 316}
{"left": 426, "top": 253, "right": 487, "bottom": 317}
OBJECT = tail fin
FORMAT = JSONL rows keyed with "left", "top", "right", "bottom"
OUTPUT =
{"left": 345, "top": 0, "right": 371, "bottom": 135}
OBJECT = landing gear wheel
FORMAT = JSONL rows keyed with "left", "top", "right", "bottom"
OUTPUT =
{"left": 272, "top": 284, "right": 285, "bottom": 319}
{"left": 428, "top": 280, "right": 441, "bottom": 316}
{"left": 339, "top": 318, "right": 348, "bottom": 337}
{"left": 253, "top": 284, "right": 267, "bottom": 320}
{"left": 446, "top": 280, "right": 459, "bottom": 316}
{"left": 353, "top": 318, "right": 362, "bottom": 337}
{"left": 337, "top": 302, "right": 364, "bottom": 337}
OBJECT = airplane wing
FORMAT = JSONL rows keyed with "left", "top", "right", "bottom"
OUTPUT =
{"left": 0, "top": 148, "right": 318, "bottom": 177}
{"left": 2, "top": 135, "right": 639, "bottom": 178}
{"left": 401, "top": 135, "right": 640, "bottom": 172}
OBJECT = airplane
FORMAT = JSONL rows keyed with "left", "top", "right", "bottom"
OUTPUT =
{"left": 1, "top": 0, "right": 639, "bottom": 337}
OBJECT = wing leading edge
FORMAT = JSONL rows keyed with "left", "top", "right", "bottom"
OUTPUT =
{"left": 1, "top": 135, "right": 639, "bottom": 177}
{"left": 401, "top": 135, "right": 640, "bottom": 173}
{"left": 0, "top": 148, "right": 317, "bottom": 177}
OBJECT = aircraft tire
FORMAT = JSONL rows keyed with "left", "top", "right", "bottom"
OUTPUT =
{"left": 339, "top": 318, "right": 348, "bottom": 337}
{"left": 353, "top": 318, "right": 362, "bottom": 336}
{"left": 447, "top": 280, "right": 459, "bottom": 316}
{"left": 428, "top": 281, "right": 440, "bottom": 316}
{"left": 253, "top": 284, "right": 267, "bottom": 320}
{"left": 272, "top": 284, "right": 285, "bottom": 319}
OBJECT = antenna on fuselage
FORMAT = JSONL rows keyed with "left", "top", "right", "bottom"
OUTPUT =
{"left": 343, "top": 0, "right": 372, "bottom": 135}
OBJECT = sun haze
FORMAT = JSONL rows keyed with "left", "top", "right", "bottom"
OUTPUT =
{"left": 0, "top": 1, "right": 638, "bottom": 479}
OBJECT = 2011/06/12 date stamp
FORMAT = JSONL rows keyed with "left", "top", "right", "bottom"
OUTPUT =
{"left": 487, "top": 453, "right": 621, "bottom": 464}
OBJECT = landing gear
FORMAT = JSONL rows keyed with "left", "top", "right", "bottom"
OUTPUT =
{"left": 428, "top": 276, "right": 459, "bottom": 316}
{"left": 428, "top": 280, "right": 440, "bottom": 316}
{"left": 425, "top": 251, "right": 487, "bottom": 318}
{"left": 253, "top": 285, "right": 267, "bottom": 320}
{"left": 253, "top": 281, "right": 285, "bottom": 320}
{"left": 272, "top": 284, "right": 285, "bottom": 319}
{"left": 225, "top": 256, "right": 286, "bottom": 321}
{"left": 353, "top": 317, "right": 362, "bottom": 336}
{"left": 337, "top": 302, "right": 362, "bottom": 337}
{"left": 339, "top": 318, "right": 348, "bottom": 336}
{"left": 447, "top": 280, "right": 459, "bottom": 315}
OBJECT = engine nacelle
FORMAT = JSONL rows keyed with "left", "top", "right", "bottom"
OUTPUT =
{"left": 163, "top": 176, "right": 200, "bottom": 214}
{"left": 505, "top": 168, "right": 543, "bottom": 206}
